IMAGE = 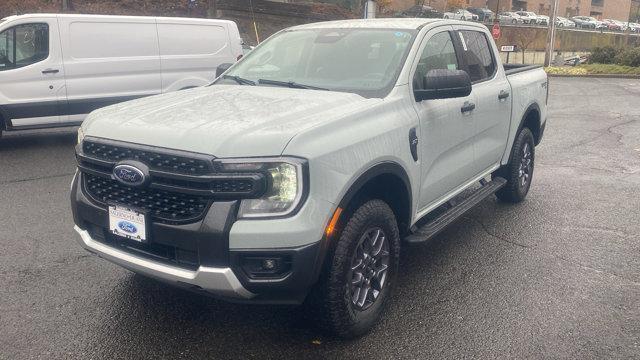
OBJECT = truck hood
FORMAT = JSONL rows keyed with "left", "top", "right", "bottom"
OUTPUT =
{"left": 83, "top": 85, "right": 378, "bottom": 157}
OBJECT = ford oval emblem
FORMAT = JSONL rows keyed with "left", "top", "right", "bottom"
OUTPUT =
{"left": 117, "top": 221, "right": 138, "bottom": 234}
{"left": 113, "top": 164, "right": 145, "bottom": 186}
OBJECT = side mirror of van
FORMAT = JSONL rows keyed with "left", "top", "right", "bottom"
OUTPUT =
{"left": 216, "top": 63, "right": 233, "bottom": 78}
{"left": 414, "top": 69, "right": 472, "bottom": 101}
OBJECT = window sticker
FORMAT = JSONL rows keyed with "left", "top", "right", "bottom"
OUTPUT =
{"left": 458, "top": 32, "right": 467, "bottom": 51}
{"left": 447, "top": 63, "right": 457, "bottom": 70}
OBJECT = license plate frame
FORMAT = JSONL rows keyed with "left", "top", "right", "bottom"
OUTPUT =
{"left": 108, "top": 204, "right": 147, "bottom": 242}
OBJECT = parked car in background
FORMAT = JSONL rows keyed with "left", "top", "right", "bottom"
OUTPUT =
{"left": 443, "top": 9, "right": 479, "bottom": 21}
{"left": 397, "top": 5, "right": 443, "bottom": 19}
{"left": 515, "top": 11, "right": 538, "bottom": 24}
{"left": 572, "top": 16, "right": 599, "bottom": 29}
{"left": 596, "top": 20, "right": 609, "bottom": 30}
{"left": 0, "top": 14, "right": 243, "bottom": 138}
{"left": 537, "top": 15, "right": 549, "bottom": 25}
{"left": 466, "top": 7, "right": 494, "bottom": 22}
{"left": 498, "top": 12, "right": 523, "bottom": 24}
{"left": 555, "top": 16, "right": 575, "bottom": 27}
{"left": 602, "top": 19, "right": 623, "bottom": 31}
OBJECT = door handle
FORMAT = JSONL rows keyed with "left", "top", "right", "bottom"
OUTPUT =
{"left": 42, "top": 68, "right": 59, "bottom": 74}
{"left": 498, "top": 90, "right": 510, "bottom": 100}
{"left": 460, "top": 101, "right": 475, "bottom": 113}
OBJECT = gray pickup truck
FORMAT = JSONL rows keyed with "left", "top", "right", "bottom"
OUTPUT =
{"left": 71, "top": 19, "right": 547, "bottom": 338}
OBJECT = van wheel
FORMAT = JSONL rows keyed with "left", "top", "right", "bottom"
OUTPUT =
{"left": 314, "top": 199, "right": 400, "bottom": 338}
{"left": 494, "top": 127, "right": 535, "bottom": 203}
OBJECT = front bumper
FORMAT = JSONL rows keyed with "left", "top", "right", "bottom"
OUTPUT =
{"left": 74, "top": 225, "right": 254, "bottom": 299}
{"left": 71, "top": 172, "right": 326, "bottom": 304}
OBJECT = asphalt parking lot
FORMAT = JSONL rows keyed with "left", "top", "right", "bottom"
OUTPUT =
{"left": 1, "top": 77, "right": 639, "bottom": 359}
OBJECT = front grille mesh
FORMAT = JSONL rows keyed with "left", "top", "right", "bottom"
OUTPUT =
{"left": 84, "top": 173, "right": 209, "bottom": 223}
{"left": 82, "top": 141, "right": 212, "bottom": 175}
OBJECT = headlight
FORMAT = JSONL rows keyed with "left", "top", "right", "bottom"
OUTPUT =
{"left": 218, "top": 158, "right": 307, "bottom": 219}
{"left": 77, "top": 127, "right": 85, "bottom": 144}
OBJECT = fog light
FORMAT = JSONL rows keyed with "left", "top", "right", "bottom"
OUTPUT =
{"left": 240, "top": 255, "right": 292, "bottom": 279}
{"left": 262, "top": 259, "right": 277, "bottom": 271}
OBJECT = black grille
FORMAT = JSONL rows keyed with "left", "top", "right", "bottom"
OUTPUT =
{"left": 83, "top": 173, "right": 210, "bottom": 223}
{"left": 82, "top": 140, "right": 213, "bottom": 175}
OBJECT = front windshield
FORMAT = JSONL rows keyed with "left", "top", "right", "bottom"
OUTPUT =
{"left": 217, "top": 28, "right": 416, "bottom": 98}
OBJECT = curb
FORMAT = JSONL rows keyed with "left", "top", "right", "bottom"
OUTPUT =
{"left": 547, "top": 73, "right": 640, "bottom": 79}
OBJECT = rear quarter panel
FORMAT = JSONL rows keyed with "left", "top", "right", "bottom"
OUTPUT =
{"left": 157, "top": 19, "right": 239, "bottom": 92}
{"left": 502, "top": 67, "right": 548, "bottom": 165}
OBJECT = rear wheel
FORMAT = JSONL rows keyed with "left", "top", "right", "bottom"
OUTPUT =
{"left": 494, "top": 127, "right": 535, "bottom": 203}
{"left": 313, "top": 199, "right": 400, "bottom": 338}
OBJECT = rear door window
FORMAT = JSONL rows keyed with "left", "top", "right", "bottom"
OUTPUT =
{"left": 456, "top": 30, "right": 495, "bottom": 83}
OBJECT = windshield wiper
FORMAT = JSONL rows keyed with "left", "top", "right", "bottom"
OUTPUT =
{"left": 258, "top": 79, "right": 328, "bottom": 91}
{"left": 222, "top": 75, "right": 256, "bottom": 85}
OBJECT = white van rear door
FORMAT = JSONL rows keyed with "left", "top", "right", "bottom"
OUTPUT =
{"left": 0, "top": 17, "right": 67, "bottom": 128}
{"left": 156, "top": 19, "right": 236, "bottom": 92}
{"left": 58, "top": 15, "right": 161, "bottom": 122}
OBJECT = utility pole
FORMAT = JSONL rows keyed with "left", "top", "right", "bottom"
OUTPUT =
{"left": 544, "top": 0, "right": 559, "bottom": 66}
{"left": 207, "top": 0, "right": 217, "bottom": 18}
{"left": 364, "top": 0, "right": 377, "bottom": 18}
{"left": 62, "top": 0, "right": 70, "bottom": 11}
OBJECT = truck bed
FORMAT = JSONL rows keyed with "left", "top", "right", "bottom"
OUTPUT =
{"left": 501, "top": 63, "right": 548, "bottom": 165}
{"left": 503, "top": 64, "right": 543, "bottom": 76}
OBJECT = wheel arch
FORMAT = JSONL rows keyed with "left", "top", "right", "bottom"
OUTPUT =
{"left": 334, "top": 161, "right": 413, "bottom": 237}
{"left": 309, "top": 161, "right": 413, "bottom": 288}
{"left": 0, "top": 106, "right": 8, "bottom": 131}
{"left": 518, "top": 102, "right": 542, "bottom": 145}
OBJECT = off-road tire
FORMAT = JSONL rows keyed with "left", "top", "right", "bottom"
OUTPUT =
{"left": 494, "top": 127, "right": 535, "bottom": 203}
{"left": 313, "top": 199, "right": 400, "bottom": 338}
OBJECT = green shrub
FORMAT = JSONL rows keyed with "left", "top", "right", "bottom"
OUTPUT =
{"left": 615, "top": 47, "right": 640, "bottom": 67}
{"left": 589, "top": 46, "right": 619, "bottom": 64}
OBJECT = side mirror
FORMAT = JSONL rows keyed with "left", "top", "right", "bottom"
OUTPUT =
{"left": 414, "top": 69, "right": 472, "bottom": 102}
{"left": 216, "top": 63, "right": 233, "bottom": 78}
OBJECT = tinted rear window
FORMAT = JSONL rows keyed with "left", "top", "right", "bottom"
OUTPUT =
{"left": 457, "top": 30, "right": 495, "bottom": 82}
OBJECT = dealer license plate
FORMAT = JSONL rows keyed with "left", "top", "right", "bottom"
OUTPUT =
{"left": 109, "top": 205, "right": 147, "bottom": 242}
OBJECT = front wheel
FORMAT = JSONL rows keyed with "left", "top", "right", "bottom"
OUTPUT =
{"left": 444, "top": 15, "right": 449, "bottom": 19}
{"left": 494, "top": 127, "right": 535, "bottom": 203}
{"left": 512, "top": 19, "right": 517, "bottom": 24}
{"left": 313, "top": 199, "right": 400, "bottom": 338}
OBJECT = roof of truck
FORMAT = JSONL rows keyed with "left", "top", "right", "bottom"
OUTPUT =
{"left": 290, "top": 18, "right": 447, "bottom": 31}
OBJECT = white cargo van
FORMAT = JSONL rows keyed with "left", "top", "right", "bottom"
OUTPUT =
{"left": 0, "top": 14, "right": 242, "bottom": 136}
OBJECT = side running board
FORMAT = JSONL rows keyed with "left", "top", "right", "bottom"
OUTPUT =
{"left": 404, "top": 177, "right": 507, "bottom": 243}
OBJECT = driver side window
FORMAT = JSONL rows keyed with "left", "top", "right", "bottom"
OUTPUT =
{"left": 0, "top": 27, "right": 15, "bottom": 70}
{"left": 413, "top": 31, "right": 458, "bottom": 89}
{"left": 0, "top": 23, "right": 49, "bottom": 72}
